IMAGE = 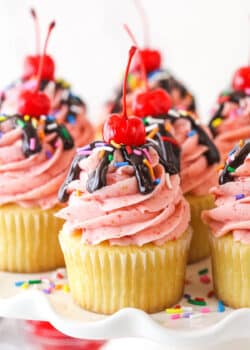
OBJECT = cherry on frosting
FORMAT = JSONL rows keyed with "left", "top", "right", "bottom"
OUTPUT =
{"left": 18, "top": 20, "right": 55, "bottom": 117}
{"left": 124, "top": 24, "right": 171, "bottom": 117}
{"left": 17, "top": 90, "right": 50, "bottom": 117}
{"left": 103, "top": 46, "right": 146, "bottom": 146}
{"left": 22, "top": 9, "right": 55, "bottom": 81}
{"left": 133, "top": 88, "right": 172, "bottom": 117}
{"left": 232, "top": 66, "right": 250, "bottom": 92}
{"left": 132, "top": 49, "right": 161, "bottom": 74}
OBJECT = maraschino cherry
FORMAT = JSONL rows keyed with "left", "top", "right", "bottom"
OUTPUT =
{"left": 124, "top": 25, "right": 171, "bottom": 117}
{"left": 22, "top": 9, "right": 55, "bottom": 81}
{"left": 17, "top": 21, "right": 55, "bottom": 117}
{"left": 232, "top": 66, "right": 250, "bottom": 92}
{"left": 131, "top": 0, "right": 161, "bottom": 73}
{"left": 103, "top": 46, "right": 146, "bottom": 146}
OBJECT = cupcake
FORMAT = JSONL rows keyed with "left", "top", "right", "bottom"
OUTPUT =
{"left": 0, "top": 65, "right": 75, "bottom": 272}
{"left": 56, "top": 46, "right": 191, "bottom": 314}
{"left": 130, "top": 77, "right": 220, "bottom": 262}
{"left": 202, "top": 140, "right": 250, "bottom": 308}
{"left": 208, "top": 66, "right": 250, "bottom": 161}
{"left": 0, "top": 9, "right": 94, "bottom": 147}
{"left": 157, "top": 110, "right": 220, "bottom": 263}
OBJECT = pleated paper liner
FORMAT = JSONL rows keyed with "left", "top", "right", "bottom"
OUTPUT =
{"left": 60, "top": 228, "right": 192, "bottom": 315}
{"left": 185, "top": 194, "right": 215, "bottom": 263}
{"left": 0, "top": 204, "right": 65, "bottom": 273}
{"left": 210, "top": 233, "right": 250, "bottom": 308}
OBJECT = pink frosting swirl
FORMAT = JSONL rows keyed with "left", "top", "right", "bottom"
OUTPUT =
{"left": 213, "top": 97, "right": 250, "bottom": 160}
{"left": 172, "top": 117, "right": 219, "bottom": 195}
{"left": 56, "top": 147, "right": 190, "bottom": 246}
{"left": 0, "top": 119, "right": 75, "bottom": 209}
{"left": 202, "top": 150, "right": 250, "bottom": 244}
{"left": 0, "top": 79, "right": 94, "bottom": 147}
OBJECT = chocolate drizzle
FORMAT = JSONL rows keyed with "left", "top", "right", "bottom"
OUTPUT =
{"left": 0, "top": 113, "right": 74, "bottom": 159}
{"left": 219, "top": 142, "right": 250, "bottom": 185}
{"left": 121, "top": 147, "right": 154, "bottom": 194}
{"left": 58, "top": 141, "right": 167, "bottom": 202}
{"left": 87, "top": 151, "right": 111, "bottom": 193}
{"left": 21, "top": 122, "right": 42, "bottom": 157}
{"left": 209, "top": 90, "right": 247, "bottom": 137}
{"left": 144, "top": 120, "right": 180, "bottom": 174}
{"left": 167, "top": 110, "right": 220, "bottom": 166}
{"left": 45, "top": 117, "right": 74, "bottom": 150}
{"left": 58, "top": 154, "right": 84, "bottom": 202}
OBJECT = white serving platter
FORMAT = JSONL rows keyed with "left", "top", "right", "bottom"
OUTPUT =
{"left": 0, "top": 258, "right": 250, "bottom": 347}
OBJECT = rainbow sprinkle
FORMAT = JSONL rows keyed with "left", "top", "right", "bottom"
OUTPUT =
{"left": 217, "top": 300, "right": 225, "bottom": 312}
{"left": 198, "top": 268, "right": 209, "bottom": 275}
{"left": 201, "top": 307, "right": 211, "bottom": 314}
{"left": 211, "top": 118, "right": 222, "bottom": 128}
{"left": 187, "top": 130, "right": 197, "bottom": 137}
{"left": 188, "top": 299, "right": 207, "bottom": 306}
{"left": 153, "top": 178, "right": 160, "bottom": 185}
{"left": 45, "top": 150, "right": 52, "bottom": 159}
{"left": 29, "top": 138, "right": 36, "bottom": 151}
{"left": 200, "top": 275, "right": 211, "bottom": 284}
{"left": 235, "top": 193, "right": 245, "bottom": 200}
{"left": 108, "top": 154, "right": 113, "bottom": 162}
{"left": 98, "top": 149, "right": 105, "bottom": 160}
{"left": 147, "top": 127, "right": 159, "bottom": 139}
{"left": 14, "top": 269, "right": 68, "bottom": 295}
{"left": 110, "top": 140, "right": 121, "bottom": 149}
{"left": 142, "top": 148, "right": 153, "bottom": 163}
{"left": 133, "top": 149, "right": 142, "bottom": 156}
{"left": 114, "top": 161, "right": 129, "bottom": 167}
{"left": 166, "top": 173, "right": 172, "bottom": 189}
{"left": 143, "top": 159, "right": 155, "bottom": 181}
{"left": 227, "top": 166, "right": 235, "bottom": 173}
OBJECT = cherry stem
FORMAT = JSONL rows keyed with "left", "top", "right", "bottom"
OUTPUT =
{"left": 30, "top": 8, "right": 40, "bottom": 55}
{"left": 122, "top": 46, "right": 137, "bottom": 119}
{"left": 35, "top": 21, "right": 55, "bottom": 92}
{"left": 124, "top": 24, "right": 149, "bottom": 91}
{"left": 133, "top": 0, "right": 150, "bottom": 47}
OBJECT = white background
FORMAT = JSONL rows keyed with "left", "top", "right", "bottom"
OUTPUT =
{"left": 0, "top": 0, "right": 249, "bottom": 123}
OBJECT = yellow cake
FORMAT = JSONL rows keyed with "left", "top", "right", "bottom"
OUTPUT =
{"left": 0, "top": 205, "right": 64, "bottom": 273}
{"left": 60, "top": 228, "right": 191, "bottom": 314}
{"left": 185, "top": 194, "right": 215, "bottom": 263}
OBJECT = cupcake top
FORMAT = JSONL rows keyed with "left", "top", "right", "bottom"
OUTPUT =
{"left": 0, "top": 113, "right": 75, "bottom": 209}
{"left": 208, "top": 89, "right": 250, "bottom": 160}
{"left": 131, "top": 88, "right": 220, "bottom": 196}
{"left": 103, "top": 69, "right": 196, "bottom": 118}
{"left": 57, "top": 46, "right": 190, "bottom": 246}
{"left": 0, "top": 78, "right": 94, "bottom": 148}
{"left": 0, "top": 11, "right": 94, "bottom": 147}
{"left": 202, "top": 141, "right": 250, "bottom": 243}
{"left": 56, "top": 139, "right": 190, "bottom": 246}
{"left": 167, "top": 110, "right": 220, "bottom": 195}
{"left": 128, "top": 68, "right": 220, "bottom": 196}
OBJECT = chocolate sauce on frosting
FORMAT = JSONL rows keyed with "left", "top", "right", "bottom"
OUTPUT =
{"left": 167, "top": 110, "right": 220, "bottom": 166}
{"left": 58, "top": 140, "right": 172, "bottom": 202}
{"left": 0, "top": 114, "right": 74, "bottom": 159}
{"left": 219, "top": 141, "right": 250, "bottom": 185}
{"left": 209, "top": 90, "right": 247, "bottom": 137}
